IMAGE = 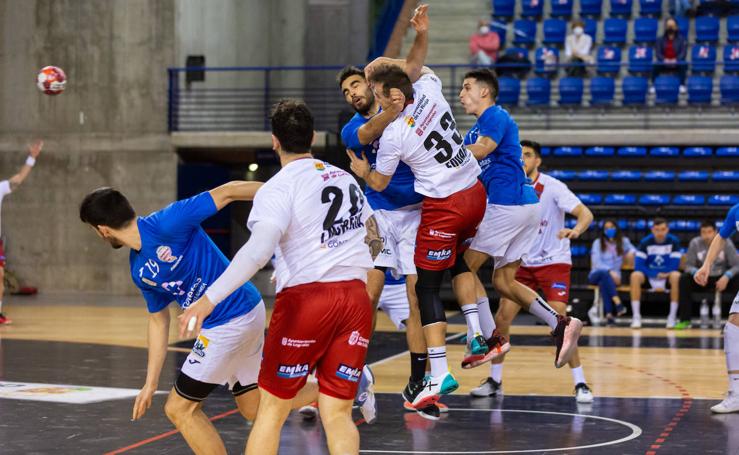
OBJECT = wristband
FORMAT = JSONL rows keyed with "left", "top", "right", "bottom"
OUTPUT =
{"left": 25, "top": 156, "right": 36, "bottom": 167}
{"left": 725, "top": 271, "right": 734, "bottom": 279}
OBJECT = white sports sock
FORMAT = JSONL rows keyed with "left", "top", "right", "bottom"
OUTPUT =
{"left": 669, "top": 301, "right": 679, "bottom": 319}
{"left": 0, "top": 300, "right": 3, "bottom": 312}
{"left": 477, "top": 297, "right": 496, "bottom": 338}
{"left": 462, "top": 304, "right": 482, "bottom": 339}
{"left": 725, "top": 322, "right": 739, "bottom": 394}
{"left": 528, "top": 296, "right": 559, "bottom": 329}
{"left": 427, "top": 346, "right": 448, "bottom": 377}
{"left": 631, "top": 300, "right": 641, "bottom": 318}
{"left": 571, "top": 366, "right": 586, "bottom": 385}
{"left": 490, "top": 363, "right": 503, "bottom": 382}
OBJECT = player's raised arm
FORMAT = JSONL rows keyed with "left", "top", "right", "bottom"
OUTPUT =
{"left": 208, "top": 181, "right": 264, "bottom": 210}
{"left": 8, "top": 140, "right": 43, "bottom": 191}
{"left": 467, "top": 136, "right": 498, "bottom": 160}
{"left": 132, "top": 308, "right": 170, "bottom": 420}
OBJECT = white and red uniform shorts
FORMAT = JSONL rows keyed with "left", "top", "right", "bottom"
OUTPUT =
{"left": 259, "top": 279, "right": 372, "bottom": 401}
{"left": 414, "top": 181, "right": 487, "bottom": 271}
{"left": 516, "top": 263, "right": 572, "bottom": 303}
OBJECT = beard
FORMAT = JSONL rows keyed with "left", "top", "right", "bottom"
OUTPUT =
{"left": 353, "top": 90, "right": 375, "bottom": 116}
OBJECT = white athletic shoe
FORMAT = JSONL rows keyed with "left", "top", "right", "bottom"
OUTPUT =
{"left": 575, "top": 383, "right": 594, "bottom": 403}
{"left": 630, "top": 316, "right": 642, "bottom": 329}
{"left": 666, "top": 314, "right": 677, "bottom": 329}
{"left": 411, "top": 372, "right": 459, "bottom": 409}
{"left": 588, "top": 305, "right": 601, "bottom": 326}
{"left": 355, "top": 365, "right": 377, "bottom": 424}
{"left": 470, "top": 377, "right": 503, "bottom": 398}
{"left": 711, "top": 392, "right": 739, "bottom": 414}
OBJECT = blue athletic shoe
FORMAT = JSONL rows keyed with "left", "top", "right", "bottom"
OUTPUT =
{"left": 355, "top": 365, "right": 377, "bottom": 424}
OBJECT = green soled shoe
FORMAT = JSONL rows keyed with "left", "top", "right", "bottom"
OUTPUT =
{"left": 674, "top": 320, "right": 692, "bottom": 330}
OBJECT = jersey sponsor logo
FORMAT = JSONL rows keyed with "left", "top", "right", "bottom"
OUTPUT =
{"left": 141, "top": 277, "right": 157, "bottom": 287}
{"left": 187, "top": 359, "right": 201, "bottom": 365}
{"left": 321, "top": 238, "right": 349, "bottom": 249}
{"left": 184, "top": 277, "right": 208, "bottom": 307}
{"left": 429, "top": 228, "right": 455, "bottom": 239}
{"left": 335, "top": 364, "right": 362, "bottom": 382}
{"left": 156, "top": 246, "right": 178, "bottom": 263}
{"left": 426, "top": 248, "right": 452, "bottom": 261}
{"left": 162, "top": 280, "right": 186, "bottom": 297}
{"left": 277, "top": 363, "right": 310, "bottom": 379}
{"left": 281, "top": 337, "right": 316, "bottom": 348}
{"left": 444, "top": 147, "right": 472, "bottom": 169}
{"left": 552, "top": 282, "right": 568, "bottom": 290}
{"left": 348, "top": 331, "right": 369, "bottom": 348}
{"left": 646, "top": 244, "right": 674, "bottom": 256}
{"left": 192, "top": 335, "right": 209, "bottom": 358}
{"left": 415, "top": 102, "right": 439, "bottom": 137}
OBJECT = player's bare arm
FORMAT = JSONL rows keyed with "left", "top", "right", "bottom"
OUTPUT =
{"left": 8, "top": 140, "right": 43, "bottom": 191}
{"left": 346, "top": 150, "right": 392, "bottom": 191}
{"left": 208, "top": 181, "right": 264, "bottom": 210}
{"left": 558, "top": 204, "right": 594, "bottom": 240}
{"left": 468, "top": 135, "right": 498, "bottom": 160}
{"left": 356, "top": 88, "right": 406, "bottom": 145}
{"left": 364, "top": 215, "right": 383, "bottom": 260}
{"left": 132, "top": 307, "right": 171, "bottom": 420}
{"left": 695, "top": 234, "right": 727, "bottom": 286}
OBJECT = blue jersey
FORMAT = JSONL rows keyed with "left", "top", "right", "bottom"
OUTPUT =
{"left": 384, "top": 269, "right": 406, "bottom": 286}
{"left": 464, "top": 105, "right": 538, "bottom": 206}
{"left": 130, "top": 192, "right": 262, "bottom": 329}
{"left": 341, "top": 113, "right": 423, "bottom": 211}
{"left": 719, "top": 204, "right": 739, "bottom": 239}
{"left": 634, "top": 233, "right": 682, "bottom": 278}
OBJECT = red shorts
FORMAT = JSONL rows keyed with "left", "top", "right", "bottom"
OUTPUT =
{"left": 516, "top": 263, "right": 572, "bottom": 303}
{"left": 259, "top": 279, "right": 372, "bottom": 401}
{"left": 0, "top": 240, "right": 5, "bottom": 268}
{"left": 415, "top": 181, "right": 487, "bottom": 271}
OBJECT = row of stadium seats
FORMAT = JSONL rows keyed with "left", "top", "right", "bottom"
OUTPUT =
{"left": 498, "top": 74, "right": 739, "bottom": 105}
{"left": 549, "top": 169, "right": 739, "bottom": 181}
{"left": 564, "top": 218, "right": 729, "bottom": 231}
{"left": 492, "top": 0, "right": 739, "bottom": 20}
{"left": 574, "top": 193, "right": 739, "bottom": 205}
{"left": 542, "top": 146, "right": 738, "bottom": 156}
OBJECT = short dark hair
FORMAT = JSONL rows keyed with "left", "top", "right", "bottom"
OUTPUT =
{"left": 463, "top": 68, "right": 499, "bottom": 101}
{"left": 700, "top": 220, "right": 716, "bottom": 229}
{"left": 520, "top": 139, "right": 542, "bottom": 158}
{"left": 79, "top": 187, "right": 136, "bottom": 229}
{"left": 653, "top": 217, "right": 668, "bottom": 227}
{"left": 367, "top": 64, "right": 414, "bottom": 101}
{"left": 270, "top": 99, "right": 314, "bottom": 154}
{"left": 337, "top": 66, "right": 365, "bottom": 88}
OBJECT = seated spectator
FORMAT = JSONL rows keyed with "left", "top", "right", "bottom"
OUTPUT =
{"left": 677, "top": 220, "right": 739, "bottom": 329}
{"left": 565, "top": 20, "right": 594, "bottom": 77}
{"left": 652, "top": 18, "right": 687, "bottom": 93}
{"left": 589, "top": 220, "right": 637, "bottom": 325}
{"left": 630, "top": 217, "right": 682, "bottom": 329}
{"left": 497, "top": 48, "right": 533, "bottom": 78}
{"left": 470, "top": 19, "right": 501, "bottom": 65}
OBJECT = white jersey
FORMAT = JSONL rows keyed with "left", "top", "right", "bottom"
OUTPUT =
{"left": 247, "top": 159, "right": 374, "bottom": 293}
{"left": 0, "top": 180, "right": 11, "bottom": 238}
{"left": 375, "top": 73, "right": 481, "bottom": 198}
{"left": 522, "top": 173, "right": 582, "bottom": 267}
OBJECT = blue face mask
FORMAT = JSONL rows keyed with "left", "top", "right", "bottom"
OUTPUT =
{"left": 604, "top": 228, "right": 617, "bottom": 239}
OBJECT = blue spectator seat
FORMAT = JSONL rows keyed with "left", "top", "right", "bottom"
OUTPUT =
{"left": 513, "top": 20, "right": 537, "bottom": 46}
{"left": 604, "top": 18, "right": 628, "bottom": 44}
{"left": 639, "top": 0, "right": 662, "bottom": 16}
{"left": 543, "top": 19, "right": 567, "bottom": 45}
{"left": 549, "top": 169, "right": 577, "bottom": 180}
{"left": 578, "top": 193, "right": 603, "bottom": 204}
{"left": 709, "top": 195, "right": 739, "bottom": 206}
{"left": 644, "top": 170, "right": 676, "bottom": 180}
{"left": 491, "top": 20, "right": 508, "bottom": 47}
{"left": 724, "top": 45, "right": 739, "bottom": 73}
{"left": 675, "top": 16, "right": 690, "bottom": 36}
{"left": 527, "top": 77, "right": 551, "bottom": 105}
{"left": 683, "top": 147, "right": 712, "bottom": 157}
{"left": 670, "top": 220, "right": 699, "bottom": 232}
{"left": 649, "top": 147, "right": 679, "bottom": 158}
{"left": 618, "top": 146, "right": 647, "bottom": 156}
{"left": 616, "top": 219, "right": 629, "bottom": 229}
{"left": 634, "top": 18, "right": 658, "bottom": 43}
{"left": 572, "top": 245, "right": 589, "bottom": 257}
{"left": 622, "top": 76, "right": 649, "bottom": 104}
{"left": 493, "top": 0, "right": 516, "bottom": 19}
{"left": 580, "top": 0, "right": 603, "bottom": 17}
{"left": 597, "top": 46, "right": 622, "bottom": 74}
{"left": 535, "top": 47, "right": 560, "bottom": 75}
{"left": 633, "top": 219, "right": 649, "bottom": 230}
{"left": 584, "top": 19, "right": 598, "bottom": 39}
{"left": 695, "top": 17, "right": 719, "bottom": 43}
{"left": 640, "top": 194, "right": 670, "bottom": 205}
{"left": 687, "top": 76, "right": 713, "bottom": 104}
{"left": 628, "top": 45, "right": 654, "bottom": 74}
{"left": 498, "top": 77, "right": 521, "bottom": 106}
{"left": 605, "top": 194, "right": 637, "bottom": 205}
{"left": 678, "top": 170, "right": 710, "bottom": 181}
{"left": 720, "top": 75, "right": 739, "bottom": 104}
{"left": 578, "top": 170, "right": 609, "bottom": 180}
{"left": 729, "top": 15, "right": 739, "bottom": 43}
{"left": 654, "top": 75, "right": 680, "bottom": 104}
{"left": 717, "top": 146, "right": 739, "bottom": 156}
{"left": 521, "top": 0, "right": 544, "bottom": 17}
{"left": 590, "top": 77, "right": 615, "bottom": 105}
{"left": 551, "top": 0, "right": 574, "bottom": 17}
{"left": 673, "top": 194, "right": 705, "bottom": 205}
{"left": 691, "top": 45, "right": 717, "bottom": 74}
{"left": 610, "top": 0, "right": 633, "bottom": 17}
{"left": 554, "top": 146, "right": 583, "bottom": 156}
{"left": 611, "top": 170, "right": 642, "bottom": 180}
{"left": 559, "top": 77, "right": 584, "bottom": 105}
{"left": 541, "top": 147, "right": 552, "bottom": 156}
{"left": 566, "top": 218, "right": 578, "bottom": 229}
{"left": 713, "top": 170, "right": 739, "bottom": 181}
{"left": 586, "top": 146, "right": 615, "bottom": 156}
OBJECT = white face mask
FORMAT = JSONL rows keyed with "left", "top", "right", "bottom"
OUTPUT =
{"left": 479, "top": 26, "right": 490, "bottom": 34}
{"left": 573, "top": 26, "right": 584, "bottom": 36}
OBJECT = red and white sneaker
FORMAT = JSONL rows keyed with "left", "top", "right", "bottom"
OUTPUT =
{"left": 404, "top": 400, "right": 449, "bottom": 413}
{"left": 462, "top": 330, "right": 511, "bottom": 369}
{"left": 552, "top": 315, "right": 583, "bottom": 368}
{"left": 0, "top": 313, "right": 12, "bottom": 325}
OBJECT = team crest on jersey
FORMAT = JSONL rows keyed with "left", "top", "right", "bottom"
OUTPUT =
{"left": 314, "top": 162, "right": 326, "bottom": 172}
{"left": 404, "top": 115, "right": 416, "bottom": 128}
{"left": 335, "top": 364, "right": 362, "bottom": 382}
{"left": 192, "top": 335, "right": 209, "bottom": 357}
{"left": 156, "top": 246, "right": 178, "bottom": 263}
{"left": 348, "top": 331, "right": 369, "bottom": 347}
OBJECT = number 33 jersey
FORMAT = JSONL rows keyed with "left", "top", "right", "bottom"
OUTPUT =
{"left": 374, "top": 73, "right": 481, "bottom": 199}
{"left": 248, "top": 159, "right": 375, "bottom": 293}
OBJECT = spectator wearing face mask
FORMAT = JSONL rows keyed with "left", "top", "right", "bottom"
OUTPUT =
{"left": 565, "top": 20, "right": 593, "bottom": 77}
{"left": 588, "top": 220, "right": 637, "bottom": 325}
{"left": 653, "top": 17, "right": 687, "bottom": 93}
{"left": 470, "top": 19, "right": 501, "bottom": 66}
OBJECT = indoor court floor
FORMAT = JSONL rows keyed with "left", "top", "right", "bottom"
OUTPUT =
{"left": 1, "top": 293, "right": 737, "bottom": 454}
